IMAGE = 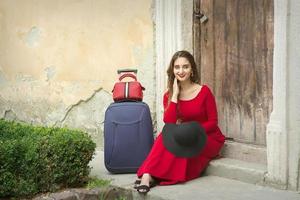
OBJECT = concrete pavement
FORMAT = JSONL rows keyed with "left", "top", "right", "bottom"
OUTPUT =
{"left": 89, "top": 150, "right": 300, "bottom": 200}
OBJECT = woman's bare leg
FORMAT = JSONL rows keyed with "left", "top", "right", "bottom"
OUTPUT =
{"left": 140, "top": 173, "right": 152, "bottom": 185}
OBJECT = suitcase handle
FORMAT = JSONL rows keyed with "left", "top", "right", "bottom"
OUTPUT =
{"left": 119, "top": 73, "right": 137, "bottom": 81}
{"left": 117, "top": 69, "right": 138, "bottom": 74}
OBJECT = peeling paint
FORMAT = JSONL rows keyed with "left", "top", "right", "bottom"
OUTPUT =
{"left": 3, "top": 109, "right": 17, "bottom": 121}
{"left": 0, "top": 67, "right": 7, "bottom": 84}
{"left": 58, "top": 87, "right": 103, "bottom": 124}
{"left": 15, "top": 73, "right": 35, "bottom": 82}
{"left": 26, "top": 26, "right": 41, "bottom": 47}
{"left": 44, "top": 66, "right": 56, "bottom": 81}
{"left": 53, "top": 87, "right": 112, "bottom": 149}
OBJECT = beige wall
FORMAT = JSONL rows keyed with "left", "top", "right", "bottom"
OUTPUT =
{"left": 0, "top": 0, "right": 154, "bottom": 149}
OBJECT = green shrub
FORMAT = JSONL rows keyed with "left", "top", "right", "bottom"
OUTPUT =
{"left": 0, "top": 119, "right": 96, "bottom": 198}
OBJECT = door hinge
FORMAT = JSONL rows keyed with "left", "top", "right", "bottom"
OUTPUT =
{"left": 194, "top": 12, "right": 208, "bottom": 24}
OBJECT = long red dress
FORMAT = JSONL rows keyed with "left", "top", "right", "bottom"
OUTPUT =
{"left": 137, "top": 85, "right": 225, "bottom": 185}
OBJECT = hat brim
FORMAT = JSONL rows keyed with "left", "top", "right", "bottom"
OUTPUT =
{"left": 162, "top": 122, "right": 207, "bottom": 158}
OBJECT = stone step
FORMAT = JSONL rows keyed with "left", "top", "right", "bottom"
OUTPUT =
{"left": 89, "top": 151, "right": 300, "bottom": 200}
{"left": 205, "top": 157, "right": 267, "bottom": 185}
{"left": 221, "top": 141, "right": 267, "bottom": 165}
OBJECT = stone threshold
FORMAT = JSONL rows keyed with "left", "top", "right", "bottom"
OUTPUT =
{"left": 205, "top": 157, "right": 267, "bottom": 185}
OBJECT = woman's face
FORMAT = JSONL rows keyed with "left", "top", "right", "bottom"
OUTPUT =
{"left": 173, "top": 57, "right": 192, "bottom": 83}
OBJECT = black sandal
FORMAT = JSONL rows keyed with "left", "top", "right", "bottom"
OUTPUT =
{"left": 134, "top": 179, "right": 157, "bottom": 189}
{"left": 133, "top": 180, "right": 141, "bottom": 189}
{"left": 136, "top": 185, "right": 150, "bottom": 194}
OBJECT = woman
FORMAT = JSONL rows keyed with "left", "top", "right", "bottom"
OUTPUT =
{"left": 135, "top": 50, "right": 225, "bottom": 194}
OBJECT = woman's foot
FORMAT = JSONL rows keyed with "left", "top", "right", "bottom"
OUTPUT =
{"left": 136, "top": 173, "right": 154, "bottom": 194}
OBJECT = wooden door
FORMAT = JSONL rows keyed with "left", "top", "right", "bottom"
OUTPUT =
{"left": 193, "top": 0, "right": 274, "bottom": 145}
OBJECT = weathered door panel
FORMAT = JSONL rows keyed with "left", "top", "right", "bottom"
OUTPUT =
{"left": 193, "top": 0, "right": 274, "bottom": 145}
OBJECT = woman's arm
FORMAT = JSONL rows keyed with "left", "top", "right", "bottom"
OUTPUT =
{"left": 163, "top": 93, "right": 177, "bottom": 123}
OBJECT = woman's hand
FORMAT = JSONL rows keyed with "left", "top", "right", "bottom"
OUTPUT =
{"left": 171, "top": 78, "right": 180, "bottom": 103}
{"left": 176, "top": 118, "right": 182, "bottom": 124}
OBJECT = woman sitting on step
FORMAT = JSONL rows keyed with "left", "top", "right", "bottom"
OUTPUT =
{"left": 134, "top": 50, "right": 225, "bottom": 194}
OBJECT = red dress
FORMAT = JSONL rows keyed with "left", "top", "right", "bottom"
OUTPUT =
{"left": 137, "top": 85, "right": 225, "bottom": 185}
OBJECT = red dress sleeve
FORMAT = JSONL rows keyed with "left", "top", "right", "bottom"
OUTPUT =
{"left": 163, "top": 92, "right": 177, "bottom": 123}
{"left": 201, "top": 86, "right": 218, "bottom": 133}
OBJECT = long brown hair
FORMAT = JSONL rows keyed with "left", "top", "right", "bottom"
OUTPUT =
{"left": 166, "top": 50, "right": 200, "bottom": 105}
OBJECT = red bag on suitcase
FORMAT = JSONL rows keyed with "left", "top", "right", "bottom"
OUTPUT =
{"left": 112, "top": 69, "right": 145, "bottom": 102}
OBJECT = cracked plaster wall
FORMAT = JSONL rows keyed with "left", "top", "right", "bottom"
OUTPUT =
{"left": 0, "top": 0, "right": 155, "bottom": 149}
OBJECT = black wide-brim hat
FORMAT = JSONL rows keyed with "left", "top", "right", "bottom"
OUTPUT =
{"left": 162, "top": 121, "right": 207, "bottom": 158}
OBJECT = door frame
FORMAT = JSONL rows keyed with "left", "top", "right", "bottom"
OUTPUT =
{"left": 154, "top": 0, "right": 194, "bottom": 132}
{"left": 154, "top": 0, "right": 183, "bottom": 133}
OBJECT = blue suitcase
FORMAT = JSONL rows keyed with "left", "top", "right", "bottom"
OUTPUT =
{"left": 104, "top": 102, "right": 154, "bottom": 173}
